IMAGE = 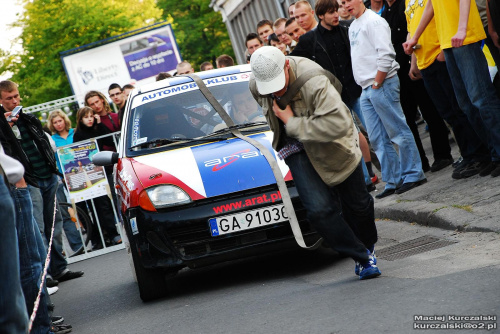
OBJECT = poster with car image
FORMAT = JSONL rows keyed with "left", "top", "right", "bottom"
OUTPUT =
{"left": 60, "top": 22, "right": 181, "bottom": 105}
{"left": 57, "top": 139, "right": 108, "bottom": 202}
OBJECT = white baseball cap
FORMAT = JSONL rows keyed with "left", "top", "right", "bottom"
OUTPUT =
{"left": 250, "top": 46, "right": 286, "bottom": 95}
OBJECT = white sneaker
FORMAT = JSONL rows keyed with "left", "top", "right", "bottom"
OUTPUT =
{"left": 48, "top": 286, "right": 59, "bottom": 295}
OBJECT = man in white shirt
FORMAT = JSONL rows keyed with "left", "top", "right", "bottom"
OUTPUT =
{"left": 344, "top": 0, "right": 426, "bottom": 198}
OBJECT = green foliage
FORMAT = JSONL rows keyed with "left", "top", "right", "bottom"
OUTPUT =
{"left": 1, "top": 0, "right": 234, "bottom": 106}
{"left": 3, "top": 0, "right": 161, "bottom": 106}
{"left": 156, "top": 0, "right": 235, "bottom": 71}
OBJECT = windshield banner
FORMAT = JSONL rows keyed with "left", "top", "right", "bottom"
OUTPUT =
{"left": 57, "top": 139, "right": 109, "bottom": 202}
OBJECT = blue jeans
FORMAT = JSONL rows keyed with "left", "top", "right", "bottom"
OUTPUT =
{"left": 360, "top": 75, "right": 425, "bottom": 189}
{"left": 285, "top": 151, "right": 376, "bottom": 262}
{"left": 56, "top": 181, "right": 83, "bottom": 251}
{"left": 420, "top": 59, "right": 491, "bottom": 163}
{"left": 10, "top": 186, "right": 51, "bottom": 334}
{"left": 444, "top": 42, "right": 500, "bottom": 161}
{"left": 349, "top": 108, "right": 372, "bottom": 186}
{"left": 347, "top": 97, "right": 367, "bottom": 129}
{"left": 29, "top": 174, "right": 67, "bottom": 277}
{"left": 0, "top": 177, "right": 29, "bottom": 333}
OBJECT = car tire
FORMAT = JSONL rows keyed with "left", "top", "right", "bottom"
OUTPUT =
{"left": 124, "top": 217, "right": 169, "bottom": 302}
{"left": 129, "top": 241, "right": 169, "bottom": 302}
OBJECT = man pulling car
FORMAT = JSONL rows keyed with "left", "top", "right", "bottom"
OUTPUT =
{"left": 249, "top": 46, "right": 381, "bottom": 280}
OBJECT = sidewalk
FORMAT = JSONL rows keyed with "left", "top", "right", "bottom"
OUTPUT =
{"left": 373, "top": 123, "right": 500, "bottom": 233}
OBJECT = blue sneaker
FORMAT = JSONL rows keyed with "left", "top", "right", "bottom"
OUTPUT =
{"left": 359, "top": 255, "right": 381, "bottom": 280}
{"left": 355, "top": 249, "right": 377, "bottom": 275}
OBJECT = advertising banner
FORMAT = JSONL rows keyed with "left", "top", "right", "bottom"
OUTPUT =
{"left": 57, "top": 140, "right": 108, "bottom": 202}
{"left": 61, "top": 23, "right": 181, "bottom": 104}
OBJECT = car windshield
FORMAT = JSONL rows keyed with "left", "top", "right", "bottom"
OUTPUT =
{"left": 125, "top": 74, "right": 267, "bottom": 156}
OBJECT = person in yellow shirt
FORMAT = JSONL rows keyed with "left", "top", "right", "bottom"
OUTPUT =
{"left": 404, "top": 0, "right": 500, "bottom": 178}
{"left": 404, "top": 0, "right": 491, "bottom": 180}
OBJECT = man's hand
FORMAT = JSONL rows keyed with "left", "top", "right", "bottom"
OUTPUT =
{"left": 4, "top": 111, "right": 18, "bottom": 127}
{"left": 94, "top": 114, "right": 101, "bottom": 124}
{"left": 403, "top": 37, "right": 417, "bottom": 55}
{"left": 15, "top": 177, "right": 27, "bottom": 188}
{"left": 451, "top": 29, "right": 467, "bottom": 48}
{"left": 409, "top": 54, "right": 423, "bottom": 81}
{"left": 272, "top": 99, "right": 293, "bottom": 124}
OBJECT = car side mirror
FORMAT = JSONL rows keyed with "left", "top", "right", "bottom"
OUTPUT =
{"left": 92, "top": 151, "right": 118, "bottom": 166}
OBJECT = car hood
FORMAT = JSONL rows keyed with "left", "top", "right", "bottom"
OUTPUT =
{"left": 130, "top": 132, "right": 292, "bottom": 199}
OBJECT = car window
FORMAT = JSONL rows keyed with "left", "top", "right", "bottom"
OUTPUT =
{"left": 126, "top": 77, "right": 266, "bottom": 155}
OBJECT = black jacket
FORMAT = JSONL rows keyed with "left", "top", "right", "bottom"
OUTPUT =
{"left": 18, "top": 111, "right": 62, "bottom": 177}
{"left": 0, "top": 106, "right": 49, "bottom": 186}
{"left": 291, "top": 24, "right": 362, "bottom": 106}
{"left": 73, "top": 122, "right": 114, "bottom": 151}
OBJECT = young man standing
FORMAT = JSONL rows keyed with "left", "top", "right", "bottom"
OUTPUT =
{"left": 294, "top": 0, "right": 319, "bottom": 32}
{"left": 108, "top": 83, "right": 126, "bottom": 125}
{"left": 291, "top": 0, "right": 378, "bottom": 191}
{"left": 274, "top": 18, "right": 297, "bottom": 52}
{"left": 345, "top": 0, "right": 426, "bottom": 198}
{"left": 245, "top": 33, "right": 264, "bottom": 56}
{"left": 382, "top": 0, "right": 454, "bottom": 173}
{"left": 176, "top": 61, "right": 195, "bottom": 75}
{"left": 216, "top": 54, "right": 235, "bottom": 68}
{"left": 249, "top": 46, "right": 381, "bottom": 280}
{"left": 256, "top": 19, "right": 274, "bottom": 44}
{"left": 285, "top": 18, "right": 307, "bottom": 42}
{"left": 404, "top": 0, "right": 500, "bottom": 177}
{"left": 404, "top": 0, "right": 491, "bottom": 179}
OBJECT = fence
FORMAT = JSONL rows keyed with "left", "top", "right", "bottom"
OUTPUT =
{"left": 55, "top": 132, "right": 126, "bottom": 264}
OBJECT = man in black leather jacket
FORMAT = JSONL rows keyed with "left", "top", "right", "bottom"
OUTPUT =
{"left": 0, "top": 80, "right": 83, "bottom": 284}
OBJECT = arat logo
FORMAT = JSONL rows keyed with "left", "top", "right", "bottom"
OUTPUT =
{"left": 204, "top": 149, "right": 263, "bottom": 171}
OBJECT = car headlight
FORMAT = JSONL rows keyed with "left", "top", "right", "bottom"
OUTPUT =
{"left": 145, "top": 185, "right": 192, "bottom": 209}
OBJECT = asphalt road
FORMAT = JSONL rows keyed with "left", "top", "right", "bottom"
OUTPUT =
{"left": 51, "top": 219, "right": 500, "bottom": 334}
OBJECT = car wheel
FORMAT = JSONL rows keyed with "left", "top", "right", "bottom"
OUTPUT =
{"left": 123, "top": 216, "right": 169, "bottom": 301}
{"left": 129, "top": 240, "right": 169, "bottom": 302}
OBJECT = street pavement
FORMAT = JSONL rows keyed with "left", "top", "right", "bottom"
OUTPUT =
{"left": 372, "top": 123, "right": 500, "bottom": 234}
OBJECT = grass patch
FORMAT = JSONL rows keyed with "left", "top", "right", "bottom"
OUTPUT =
{"left": 432, "top": 206, "right": 447, "bottom": 213}
{"left": 396, "top": 199, "right": 413, "bottom": 203}
{"left": 452, "top": 204, "right": 473, "bottom": 213}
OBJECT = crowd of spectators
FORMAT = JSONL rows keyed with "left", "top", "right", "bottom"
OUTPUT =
{"left": 240, "top": 0, "right": 500, "bottom": 196}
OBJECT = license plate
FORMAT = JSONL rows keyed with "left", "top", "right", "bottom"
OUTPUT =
{"left": 209, "top": 204, "right": 288, "bottom": 237}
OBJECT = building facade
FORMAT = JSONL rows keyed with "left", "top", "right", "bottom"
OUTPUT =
{"left": 211, "top": 0, "right": 303, "bottom": 64}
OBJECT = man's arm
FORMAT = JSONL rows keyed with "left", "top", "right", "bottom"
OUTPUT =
{"left": 371, "top": 20, "right": 394, "bottom": 88}
{"left": 403, "top": 0, "right": 435, "bottom": 54}
{"left": 451, "top": 0, "right": 471, "bottom": 48}
{"left": 487, "top": 0, "right": 500, "bottom": 48}
{"left": 409, "top": 53, "right": 423, "bottom": 80}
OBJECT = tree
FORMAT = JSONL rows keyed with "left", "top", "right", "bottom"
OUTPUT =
{"left": 2, "top": 0, "right": 162, "bottom": 106}
{"left": 156, "top": 0, "right": 235, "bottom": 71}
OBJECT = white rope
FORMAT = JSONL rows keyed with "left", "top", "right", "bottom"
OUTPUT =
{"left": 28, "top": 194, "right": 57, "bottom": 332}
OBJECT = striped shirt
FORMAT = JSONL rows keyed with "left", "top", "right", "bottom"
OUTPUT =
{"left": 17, "top": 119, "right": 52, "bottom": 179}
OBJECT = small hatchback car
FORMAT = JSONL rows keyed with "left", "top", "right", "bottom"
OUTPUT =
{"left": 94, "top": 65, "right": 320, "bottom": 301}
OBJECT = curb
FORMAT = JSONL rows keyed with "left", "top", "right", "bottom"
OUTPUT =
{"left": 374, "top": 200, "right": 499, "bottom": 234}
